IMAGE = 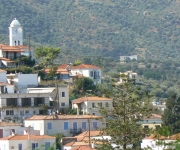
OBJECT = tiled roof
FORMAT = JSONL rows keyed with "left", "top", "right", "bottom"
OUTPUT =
{"left": 0, "top": 135, "right": 55, "bottom": 140}
{"left": 44, "top": 68, "right": 69, "bottom": 74}
{"left": 0, "top": 82, "right": 13, "bottom": 86}
{"left": 71, "top": 145, "right": 96, "bottom": 150}
{"left": 0, "top": 122, "right": 21, "bottom": 127}
{"left": 58, "top": 64, "right": 100, "bottom": 70}
{"left": 144, "top": 114, "right": 162, "bottom": 119}
{"left": 72, "top": 96, "right": 112, "bottom": 104}
{"left": 0, "top": 69, "right": 6, "bottom": 72}
{"left": 0, "top": 57, "right": 15, "bottom": 62}
{"left": 75, "top": 130, "right": 104, "bottom": 137}
{"left": 25, "top": 115, "right": 101, "bottom": 120}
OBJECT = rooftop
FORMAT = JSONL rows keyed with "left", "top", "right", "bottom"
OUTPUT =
{"left": 25, "top": 115, "right": 101, "bottom": 120}
{"left": 0, "top": 135, "right": 55, "bottom": 140}
{"left": 58, "top": 64, "right": 101, "bottom": 70}
{"left": 72, "top": 96, "right": 112, "bottom": 104}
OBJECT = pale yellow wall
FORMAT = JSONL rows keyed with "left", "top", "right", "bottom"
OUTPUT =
{"left": 142, "top": 123, "right": 161, "bottom": 129}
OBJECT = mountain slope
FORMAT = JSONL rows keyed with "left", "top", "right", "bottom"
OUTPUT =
{"left": 0, "top": 0, "right": 179, "bottom": 60}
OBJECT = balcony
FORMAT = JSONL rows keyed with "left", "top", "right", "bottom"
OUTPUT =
{"left": 69, "top": 128, "right": 82, "bottom": 135}
{"left": 94, "top": 76, "right": 100, "bottom": 79}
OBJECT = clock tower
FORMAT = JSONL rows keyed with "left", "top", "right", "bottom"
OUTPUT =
{"left": 9, "top": 18, "right": 23, "bottom": 46}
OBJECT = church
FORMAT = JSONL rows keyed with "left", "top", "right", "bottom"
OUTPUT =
{"left": 0, "top": 18, "right": 34, "bottom": 68}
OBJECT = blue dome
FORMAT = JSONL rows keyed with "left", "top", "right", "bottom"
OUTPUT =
{"left": 10, "top": 18, "right": 21, "bottom": 27}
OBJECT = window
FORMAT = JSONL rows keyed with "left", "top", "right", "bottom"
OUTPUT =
{"left": 25, "top": 110, "right": 29, "bottom": 114}
{"left": 45, "top": 142, "right": 50, "bottom": 150}
{"left": 20, "top": 110, "right": 24, "bottom": 116}
{"left": 18, "top": 144, "right": 22, "bottom": 150}
{"left": 90, "top": 71, "right": 93, "bottom": 77}
{"left": 155, "top": 125, "right": 160, "bottom": 130}
{"left": 10, "top": 129, "right": 15, "bottom": 135}
{"left": 82, "top": 122, "right": 86, "bottom": 130}
{"left": 32, "top": 143, "right": 38, "bottom": 150}
{"left": 92, "top": 113, "right": 95, "bottom": 116}
{"left": 144, "top": 125, "right": 149, "bottom": 129}
{"left": 62, "top": 92, "right": 65, "bottom": 97}
{"left": 93, "top": 122, "right": 98, "bottom": 129}
{"left": 98, "top": 102, "right": 102, "bottom": 107}
{"left": 6, "top": 110, "right": 14, "bottom": 115}
{"left": 31, "top": 123, "right": 34, "bottom": 129}
{"left": 61, "top": 102, "right": 65, "bottom": 106}
{"left": 92, "top": 103, "right": 95, "bottom": 108}
{"left": 47, "top": 123, "right": 52, "bottom": 130}
{"left": 64, "top": 122, "right": 68, "bottom": 130}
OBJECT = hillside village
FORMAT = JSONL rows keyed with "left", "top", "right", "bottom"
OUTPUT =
{"left": 0, "top": 19, "right": 179, "bottom": 150}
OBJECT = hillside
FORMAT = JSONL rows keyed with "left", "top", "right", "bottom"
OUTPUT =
{"left": 0, "top": 0, "right": 180, "bottom": 61}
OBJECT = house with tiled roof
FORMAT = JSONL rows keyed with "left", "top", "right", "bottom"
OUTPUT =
{"left": 45, "top": 64, "right": 102, "bottom": 84}
{"left": 138, "top": 114, "right": 162, "bottom": 130}
{"left": 72, "top": 96, "right": 113, "bottom": 116}
{"left": 0, "top": 18, "right": 34, "bottom": 68}
{"left": 0, "top": 134, "right": 56, "bottom": 150}
{"left": 61, "top": 130, "right": 102, "bottom": 150}
{"left": 0, "top": 69, "right": 69, "bottom": 120}
{"left": 24, "top": 115, "right": 105, "bottom": 137}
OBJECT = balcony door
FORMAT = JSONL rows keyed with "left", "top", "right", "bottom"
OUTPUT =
{"left": 73, "top": 122, "right": 78, "bottom": 133}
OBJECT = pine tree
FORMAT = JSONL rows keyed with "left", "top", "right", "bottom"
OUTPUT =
{"left": 98, "top": 75, "right": 150, "bottom": 149}
{"left": 162, "top": 94, "right": 180, "bottom": 134}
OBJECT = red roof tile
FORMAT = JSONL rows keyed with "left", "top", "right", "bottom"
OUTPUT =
{"left": 25, "top": 115, "right": 101, "bottom": 120}
{"left": 0, "top": 135, "right": 55, "bottom": 140}
{"left": 72, "top": 96, "right": 112, "bottom": 104}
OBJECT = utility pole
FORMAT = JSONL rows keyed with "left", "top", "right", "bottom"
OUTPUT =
{"left": 28, "top": 33, "right": 31, "bottom": 58}
{"left": 88, "top": 118, "right": 91, "bottom": 147}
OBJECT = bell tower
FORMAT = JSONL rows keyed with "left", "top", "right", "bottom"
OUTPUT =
{"left": 9, "top": 18, "right": 23, "bottom": 46}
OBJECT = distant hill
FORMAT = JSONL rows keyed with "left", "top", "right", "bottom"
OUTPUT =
{"left": 0, "top": 0, "right": 180, "bottom": 61}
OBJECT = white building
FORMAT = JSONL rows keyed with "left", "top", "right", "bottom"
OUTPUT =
{"left": 120, "top": 55, "right": 137, "bottom": 63}
{"left": 6, "top": 73, "right": 38, "bottom": 93}
{"left": 141, "top": 135, "right": 177, "bottom": 150}
{"left": 72, "top": 96, "right": 113, "bottom": 116}
{"left": 0, "top": 134, "right": 56, "bottom": 150}
{"left": 119, "top": 70, "right": 140, "bottom": 84}
{"left": 0, "top": 71, "right": 69, "bottom": 119}
{"left": 24, "top": 115, "right": 104, "bottom": 137}
{"left": 57, "top": 64, "right": 102, "bottom": 84}
{"left": 0, "top": 122, "right": 27, "bottom": 138}
{"left": 0, "top": 18, "right": 34, "bottom": 68}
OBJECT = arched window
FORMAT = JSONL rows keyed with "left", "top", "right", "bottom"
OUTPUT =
{"left": 15, "top": 41, "right": 16, "bottom": 46}
{"left": 18, "top": 41, "right": 20, "bottom": 45}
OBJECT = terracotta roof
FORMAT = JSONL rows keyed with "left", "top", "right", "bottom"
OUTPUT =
{"left": 76, "top": 131, "right": 104, "bottom": 137}
{"left": 72, "top": 96, "right": 112, "bottom": 104}
{"left": 58, "top": 64, "right": 100, "bottom": 70}
{"left": 0, "top": 82, "right": 13, "bottom": 86}
{"left": 44, "top": 68, "right": 69, "bottom": 74}
{"left": 144, "top": 114, "right": 162, "bottom": 119}
{"left": 0, "top": 122, "right": 21, "bottom": 127}
{"left": 25, "top": 115, "right": 101, "bottom": 120}
{"left": 0, "top": 69, "right": 6, "bottom": 72}
{"left": 0, "top": 135, "right": 55, "bottom": 140}
{"left": 71, "top": 145, "right": 96, "bottom": 150}
{"left": 0, "top": 57, "right": 15, "bottom": 62}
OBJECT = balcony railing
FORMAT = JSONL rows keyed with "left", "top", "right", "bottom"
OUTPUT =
{"left": 94, "top": 76, "right": 100, "bottom": 79}
{"left": 69, "top": 128, "right": 82, "bottom": 135}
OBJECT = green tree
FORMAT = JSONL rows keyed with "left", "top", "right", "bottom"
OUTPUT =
{"left": 53, "top": 133, "right": 64, "bottom": 150}
{"left": 98, "top": 76, "right": 150, "bottom": 149}
{"left": 162, "top": 94, "right": 180, "bottom": 134}
{"left": 73, "top": 77, "right": 95, "bottom": 96}
{"left": 35, "top": 46, "right": 61, "bottom": 66}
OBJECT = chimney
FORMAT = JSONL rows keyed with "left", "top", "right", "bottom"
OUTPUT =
{"left": 91, "top": 142, "right": 94, "bottom": 148}
{"left": 77, "top": 108, "right": 79, "bottom": 115}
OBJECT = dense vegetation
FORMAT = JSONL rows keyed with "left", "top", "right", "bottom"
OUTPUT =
{"left": 1, "top": 0, "right": 180, "bottom": 101}
{"left": 0, "top": 0, "right": 180, "bottom": 60}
